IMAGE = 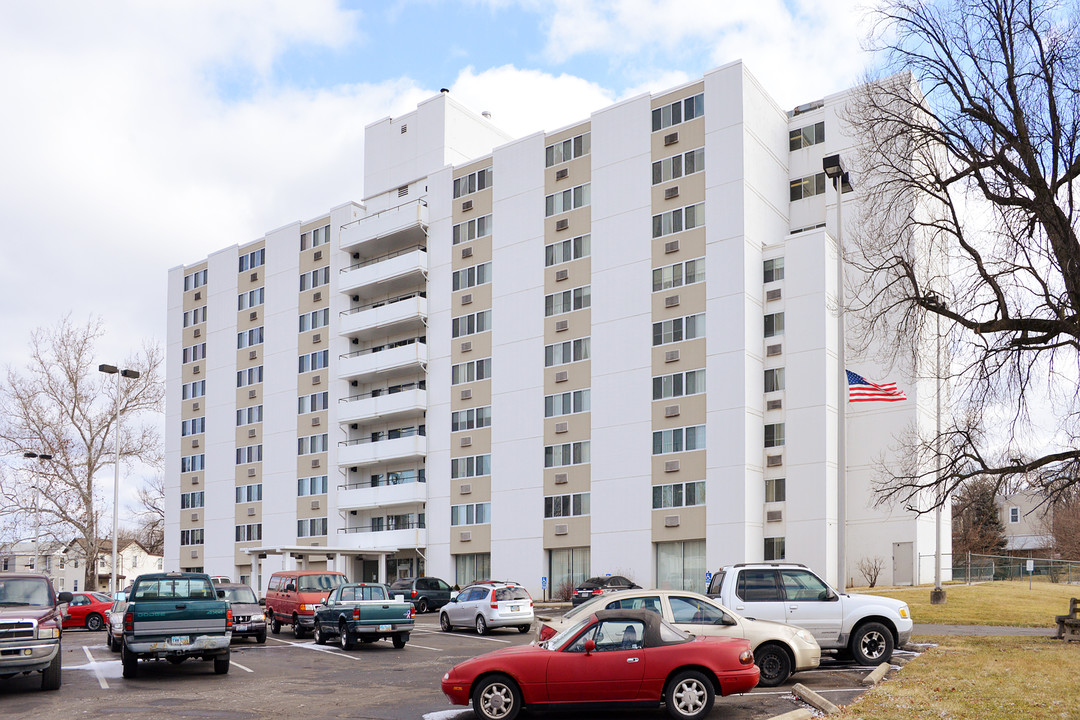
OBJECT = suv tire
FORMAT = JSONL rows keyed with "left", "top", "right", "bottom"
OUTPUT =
{"left": 41, "top": 651, "right": 61, "bottom": 691}
{"left": 417, "top": 598, "right": 429, "bottom": 614}
{"left": 121, "top": 643, "right": 139, "bottom": 679}
{"left": 270, "top": 615, "right": 281, "bottom": 634}
{"left": 851, "top": 621, "right": 894, "bottom": 665}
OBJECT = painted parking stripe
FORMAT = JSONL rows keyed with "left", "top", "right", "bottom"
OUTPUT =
{"left": 231, "top": 661, "right": 254, "bottom": 673}
{"left": 750, "top": 687, "right": 866, "bottom": 695}
{"left": 411, "top": 629, "right": 511, "bottom": 644}
{"left": 82, "top": 646, "right": 109, "bottom": 690}
{"left": 268, "top": 635, "right": 441, "bottom": 653}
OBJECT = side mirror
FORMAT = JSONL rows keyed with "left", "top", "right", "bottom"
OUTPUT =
{"left": 57, "top": 591, "right": 73, "bottom": 604}
{"left": 286, "top": 583, "right": 296, "bottom": 592}
{"left": 449, "top": 597, "right": 458, "bottom": 603}
{"left": 258, "top": 598, "right": 266, "bottom": 606}
{"left": 584, "top": 639, "right": 596, "bottom": 655}
{"left": 721, "top": 613, "right": 738, "bottom": 626}
{"left": 217, "top": 589, "right": 226, "bottom": 599}
{"left": 320, "top": 597, "right": 328, "bottom": 605}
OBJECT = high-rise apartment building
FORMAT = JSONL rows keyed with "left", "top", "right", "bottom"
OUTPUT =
{"left": 165, "top": 61, "right": 949, "bottom": 596}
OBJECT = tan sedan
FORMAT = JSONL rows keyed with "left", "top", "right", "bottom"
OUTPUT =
{"left": 535, "top": 588, "right": 820, "bottom": 686}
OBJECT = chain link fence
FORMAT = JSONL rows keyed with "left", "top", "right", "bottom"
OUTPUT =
{"left": 937, "top": 552, "right": 1080, "bottom": 584}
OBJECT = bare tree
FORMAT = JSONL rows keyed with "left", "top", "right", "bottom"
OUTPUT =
{"left": 132, "top": 474, "right": 165, "bottom": 556}
{"left": 845, "top": 0, "right": 1080, "bottom": 510}
{"left": 857, "top": 556, "right": 886, "bottom": 588}
{"left": 0, "top": 316, "right": 163, "bottom": 590}
{"left": 1045, "top": 492, "right": 1080, "bottom": 560}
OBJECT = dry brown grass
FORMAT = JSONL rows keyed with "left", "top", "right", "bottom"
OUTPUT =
{"left": 856, "top": 581, "right": 1076, "bottom": 627}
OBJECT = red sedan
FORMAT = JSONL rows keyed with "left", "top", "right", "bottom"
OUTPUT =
{"left": 441, "top": 608, "right": 759, "bottom": 720}
{"left": 62, "top": 592, "right": 113, "bottom": 631}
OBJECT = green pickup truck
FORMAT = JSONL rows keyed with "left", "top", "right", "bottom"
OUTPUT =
{"left": 121, "top": 572, "right": 232, "bottom": 678}
{"left": 312, "top": 583, "right": 414, "bottom": 650}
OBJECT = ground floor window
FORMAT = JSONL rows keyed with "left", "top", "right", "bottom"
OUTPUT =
{"left": 656, "top": 539, "right": 706, "bottom": 592}
{"left": 386, "top": 556, "right": 418, "bottom": 581}
{"left": 548, "top": 547, "right": 590, "bottom": 601}
{"left": 454, "top": 553, "right": 490, "bottom": 587}
{"left": 764, "top": 537, "right": 786, "bottom": 561}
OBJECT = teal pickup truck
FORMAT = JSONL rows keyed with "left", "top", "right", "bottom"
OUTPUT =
{"left": 121, "top": 572, "right": 232, "bottom": 678}
{"left": 312, "top": 583, "right": 414, "bottom": 650}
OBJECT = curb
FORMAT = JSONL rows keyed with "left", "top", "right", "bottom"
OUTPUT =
{"left": 767, "top": 709, "right": 814, "bottom": 720}
{"left": 862, "top": 661, "right": 890, "bottom": 685}
{"left": 792, "top": 682, "right": 841, "bottom": 714}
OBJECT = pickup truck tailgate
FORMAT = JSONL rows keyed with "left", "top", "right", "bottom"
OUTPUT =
{"left": 131, "top": 601, "right": 229, "bottom": 639}
{"left": 351, "top": 601, "right": 413, "bottom": 628}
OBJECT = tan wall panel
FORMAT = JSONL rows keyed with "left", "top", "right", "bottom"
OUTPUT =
{"left": 651, "top": 282, "right": 706, "bottom": 319}
{"left": 544, "top": 466, "right": 590, "bottom": 495}
{"left": 451, "top": 329, "right": 492, "bottom": 363}
{"left": 651, "top": 451, "right": 706, "bottom": 481}
{"left": 179, "top": 511, "right": 201, "bottom": 531}
{"left": 544, "top": 360, "right": 591, "bottom": 395}
{"left": 181, "top": 363, "right": 204, "bottom": 385}
{"left": 298, "top": 330, "right": 329, "bottom": 355}
{"left": 296, "top": 455, "right": 327, "bottom": 477}
{"left": 544, "top": 154, "right": 592, "bottom": 193}
{"left": 181, "top": 475, "right": 202, "bottom": 492}
{"left": 543, "top": 413, "right": 591, "bottom": 445}
{"left": 181, "top": 326, "right": 205, "bottom": 347}
{"left": 236, "top": 385, "right": 262, "bottom": 406}
{"left": 237, "top": 307, "right": 262, "bottom": 333}
{"left": 451, "top": 237, "right": 492, "bottom": 270}
{"left": 301, "top": 217, "right": 330, "bottom": 235}
{"left": 299, "top": 250, "right": 328, "bottom": 275}
{"left": 652, "top": 338, "right": 706, "bottom": 374}
{"left": 235, "top": 466, "right": 262, "bottom": 484}
{"left": 544, "top": 256, "right": 592, "bottom": 292}
{"left": 652, "top": 394, "right": 706, "bottom": 428}
{"left": 234, "top": 547, "right": 257, "bottom": 566}
{"left": 544, "top": 517, "right": 591, "bottom": 548}
{"left": 235, "top": 424, "right": 263, "bottom": 447}
{"left": 451, "top": 379, "right": 491, "bottom": 411}
{"left": 296, "top": 496, "right": 327, "bottom": 520}
{"left": 452, "top": 476, "right": 491, "bottom": 502}
{"left": 450, "top": 524, "right": 491, "bottom": 554}
{"left": 452, "top": 189, "right": 493, "bottom": 220}
{"left": 545, "top": 122, "right": 590, "bottom": 148}
{"left": 652, "top": 505, "right": 706, "bottom": 541}
{"left": 235, "top": 505, "right": 262, "bottom": 524}
{"left": 453, "top": 157, "right": 494, "bottom": 179}
{"left": 651, "top": 226, "right": 706, "bottom": 265}
{"left": 299, "top": 411, "right": 327, "bottom": 435}
{"left": 544, "top": 309, "right": 591, "bottom": 343}
{"left": 451, "top": 427, "right": 491, "bottom": 456}
{"left": 454, "top": 282, "right": 492, "bottom": 310}
{"left": 651, "top": 173, "right": 706, "bottom": 208}
{"left": 544, "top": 206, "right": 591, "bottom": 237}
{"left": 182, "top": 437, "right": 203, "bottom": 455}
{"left": 238, "top": 268, "right": 263, "bottom": 293}
{"left": 183, "top": 547, "right": 202, "bottom": 564}
{"left": 181, "top": 398, "right": 204, "bottom": 420}
{"left": 298, "top": 371, "right": 324, "bottom": 393}
{"left": 650, "top": 116, "right": 706, "bottom": 157}
{"left": 652, "top": 81, "right": 704, "bottom": 109}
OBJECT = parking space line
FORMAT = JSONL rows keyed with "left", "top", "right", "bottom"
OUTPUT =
{"left": 407, "top": 643, "right": 443, "bottom": 651}
{"left": 411, "top": 630, "right": 510, "bottom": 644}
{"left": 750, "top": 687, "right": 866, "bottom": 695}
{"left": 231, "top": 661, "right": 254, "bottom": 673}
{"left": 82, "top": 646, "right": 109, "bottom": 690}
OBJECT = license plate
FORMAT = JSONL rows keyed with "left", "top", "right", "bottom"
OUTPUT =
{"left": 510, "top": 606, "right": 520, "bottom": 612}
{"left": 170, "top": 636, "right": 191, "bottom": 646}
{"left": 378, "top": 624, "right": 391, "bottom": 632}
{"left": 235, "top": 624, "right": 248, "bottom": 632}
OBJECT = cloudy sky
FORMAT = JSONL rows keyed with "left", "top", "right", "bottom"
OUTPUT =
{"left": 0, "top": 0, "right": 875, "bottom": 370}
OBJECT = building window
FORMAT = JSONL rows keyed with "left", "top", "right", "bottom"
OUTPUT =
{"left": 652, "top": 202, "right": 705, "bottom": 239}
{"left": 545, "top": 337, "right": 590, "bottom": 367}
{"left": 764, "top": 537, "right": 786, "bottom": 561}
{"left": 764, "top": 312, "right": 784, "bottom": 338}
{"left": 183, "top": 306, "right": 207, "bottom": 328}
{"left": 652, "top": 147, "right": 705, "bottom": 184}
{"left": 297, "top": 476, "right": 329, "bottom": 496}
{"left": 453, "top": 167, "right": 493, "bottom": 198}
{"left": 237, "top": 327, "right": 264, "bottom": 349}
{"left": 652, "top": 93, "right": 705, "bottom": 132}
{"left": 297, "top": 434, "right": 328, "bottom": 456}
{"left": 180, "top": 454, "right": 205, "bottom": 473}
{"left": 764, "top": 368, "right": 785, "bottom": 393}
{"left": 652, "top": 369, "right": 706, "bottom": 401}
{"left": 451, "top": 503, "right": 491, "bottom": 526}
{"left": 1009, "top": 507, "right": 1020, "bottom": 524}
{"left": 545, "top": 132, "right": 591, "bottom": 167}
{"left": 451, "top": 454, "right": 491, "bottom": 479}
{"left": 300, "top": 224, "right": 331, "bottom": 251}
{"left": 764, "top": 258, "right": 785, "bottom": 283}
{"left": 545, "top": 493, "right": 590, "bottom": 518}
{"left": 451, "top": 309, "right": 492, "bottom": 338}
{"left": 545, "top": 183, "right": 591, "bottom": 217}
{"left": 181, "top": 380, "right": 206, "bottom": 400}
{"left": 181, "top": 417, "right": 206, "bottom": 436}
{"left": 299, "top": 309, "right": 330, "bottom": 333}
{"left": 764, "top": 423, "right": 785, "bottom": 448}
{"left": 544, "top": 441, "right": 591, "bottom": 468}
{"left": 235, "top": 484, "right": 262, "bottom": 503}
{"left": 545, "top": 389, "right": 590, "bottom": 418}
{"left": 790, "top": 172, "right": 827, "bottom": 201}
{"left": 236, "top": 445, "right": 263, "bottom": 464}
{"left": 236, "top": 405, "right": 263, "bottom": 426}
{"left": 545, "top": 286, "right": 591, "bottom": 317}
{"left": 234, "top": 523, "right": 262, "bottom": 542}
{"left": 454, "top": 553, "right": 491, "bottom": 586}
{"left": 765, "top": 478, "right": 786, "bottom": 503}
{"left": 299, "top": 267, "right": 330, "bottom": 291}
{"left": 652, "top": 481, "right": 706, "bottom": 509}
{"left": 238, "top": 248, "right": 265, "bottom": 273}
{"left": 451, "top": 358, "right": 492, "bottom": 385}
{"left": 296, "top": 518, "right": 327, "bottom": 538}
{"left": 452, "top": 214, "right": 492, "bottom": 245}
{"left": 184, "top": 269, "right": 208, "bottom": 291}
{"left": 179, "top": 529, "right": 204, "bottom": 546}
{"left": 369, "top": 469, "right": 425, "bottom": 487}
{"left": 237, "top": 366, "right": 263, "bottom": 388}
{"left": 182, "top": 343, "right": 206, "bottom": 364}
{"left": 452, "top": 262, "right": 491, "bottom": 291}
{"left": 451, "top": 406, "right": 492, "bottom": 432}
{"left": 545, "top": 235, "right": 591, "bottom": 267}
{"left": 298, "top": 350, "right": 329, "bottom": 373}
{"left": 789, "top": 121, "right": 825, "bottom": 150}
{"left": 297, "top": 392, "right": 329, "bottom": 414}
{"left": 652, "top": 313, "right": 705, "bottom": 346}
{"left": 180, "top": 491, "right": 204, "bottom": 509}
{"left": 652, "top": 426, "right": 706, "bottom": 455}
{"left": 653, "top": 258, "right": 705, "bottom": 292}
{"left": 656, "top": 539, "right": 706, "bottom": 592}
{"left": 238, "top": 287, "right": 265, "bottom": 310}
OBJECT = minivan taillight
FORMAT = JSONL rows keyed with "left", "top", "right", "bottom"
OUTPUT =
{"left": 411, "top": 590, "right": 418, "bottom": 598}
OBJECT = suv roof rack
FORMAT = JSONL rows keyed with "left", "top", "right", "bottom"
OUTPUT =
{"left": 729, "top": 562, "right": 807, "bottom": 568}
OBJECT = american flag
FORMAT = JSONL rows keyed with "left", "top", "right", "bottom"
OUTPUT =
{"left": 847, "top": 370, "right": 906, "bottom": 402}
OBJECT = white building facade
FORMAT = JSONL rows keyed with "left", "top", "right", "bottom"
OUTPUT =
{"left": 165, "top": 62, "right": 948, "bottom": 596}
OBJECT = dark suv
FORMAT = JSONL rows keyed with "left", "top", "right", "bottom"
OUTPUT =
{"left": 0, "top": 573, "right": 72, "bottom": 690}
{"left": 389, "top": 577, "right": 452, "bottom": 614}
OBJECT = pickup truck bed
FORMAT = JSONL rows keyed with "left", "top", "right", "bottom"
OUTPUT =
{"left": 312, "top": 583, "right": 414, "bottom": 650}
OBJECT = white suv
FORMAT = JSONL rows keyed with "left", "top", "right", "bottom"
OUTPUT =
{"left": 439, "top": 581, "right": 533, "bottom": 635}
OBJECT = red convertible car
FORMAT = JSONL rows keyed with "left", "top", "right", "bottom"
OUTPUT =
{"left": 62, "top": 592, "right": 113, "bottom": 631}
{"left": 441, "top": 608, "right": 759, "bottom": 720}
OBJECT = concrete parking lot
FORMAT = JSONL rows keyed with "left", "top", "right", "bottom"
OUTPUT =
{"left": 1, "top": 616, "right": 912, "bottom": 720}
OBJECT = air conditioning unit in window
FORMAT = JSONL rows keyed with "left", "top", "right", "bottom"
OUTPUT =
{"left": 554, "top": 524, "right": 569, "bottom": 536}
{"left": 664, "top": 240, "right": 680, "bottom": 254}
{"left": 461, "top": 246, "right": 473, "bottom": 258}
{"left": 766, "top": 399, "right": 783, "bottom": 411}
{"left": 460, "top": 341, "right": 472, "bottom": 353}
{"left": 766, "top": 288, "right": 782, "bottom": 302}
{"left": 191, "top": 550, "right": 199, "bottom": 559}
{"left": 460, "top": 388, "right": 473, "bottom": 400}
{"left": 310, "top": 500, "right": 320, "bottom": 510}
{"left": 664, "top": 132, "right": 679, "bottom": 146}
{"left": 312, "top": 375, "right": 321, "bottom": 385}
{"left": 555, "top": 168, "right": 569, "bottom": 181}
{"left": 194, "top": 291, "right": 201, "bottom": 301}
{"left": 311, "top": 416, "right": 321, "bottom": 427}
{"left": 248, "top": 468, "right": 257, "bottom": 477}
{"left": 247, "top": 507, "right": 256, "bottom": 516}
{"left": 313, "top": 333, "right": 322, "bottom": 344}
{"left": 664, "top": 515, "right": 680, "bottom": 527}
{"left": 460, "top": 483, "right": 472, "bottom": 495}
{"left": 665, "top": 350, "right": 680, "bottom": 363}
{"left": 766, "top": 454, "right": 783, "bottom": 467}
{"left": 460, "top": 436, "right": 472, "bottom": 447}
{"left": 250, "top": 311, "right": 258, "bottom": 321}
{"left": 554, "top": 370, "right": 569, "bottom": 383}
{"left": 555, "top": 422, "right": 568, "bottom": 434}
{"left": 193, "top": 328, "right": 201, "bottom": 338}
{"left": 554, "top": 472, "right": 568, "bottom": 484}
{"left": 191, "top": 476, "right": 200, "bottom": 485}
{"left": 459, "top": 531, "right": 472, "bottom": 542}
{"left": 665, "top": 294, "right": 680, "bottom": 308}
{"left": 193, "top": 364, "right": 201, "bottom": 374}
{"left": 250, "top": 272, "right": 258, "bottom": 282}
{"left": 766, "top": 344, "right": 782, "bottom": 357}
{"left": 664, "top": 186, "right": 680, "bottom": 200}
{"left": 313, "top": 251, "right": 322, "bottom": 261}
{"left": 767, "top": 510, "right": 783, "bottom": 523}
{"left": 555, "top": 219, "right": 569, "bottom": 231}
{"left": 192, "top": 401, "right": 200, "bottom": 411}
{"left": 248, "top": 389, "right": 257, "bottom": 399}
{"left": 665, "top": 460, "right": 680, "bottom": 473}
{"left": 191, "top": 438, "right": 200, "bottom": 448}
{"left": 665, "top": 404, "right": 680, "bottom": 418}
{"left": 555, "top": 319, "right": 569, "bottom": 332}
{"left": 191, "top": 512, "right": 199, "bottom": 522}
{"left": 555, "top": 268, "right": 569, "bottom": 282}
{"left": 313, "top": 291, "right": 322, "bottom": 302}
{"left": 249, "top": 350, "right": 257, "bottom": 360}
{"left": 461, "top": 200, "right": 473, "bottom": 212}
{"left": 461, "top": 293, "right": 473, "bottom": 305}
{"left": 311, "top": 459, "right": 321, "bottom": 469}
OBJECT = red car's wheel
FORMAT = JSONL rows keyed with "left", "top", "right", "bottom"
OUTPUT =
{"left": 85, "top": 613, "right": 103, "bottom": 632}
{"left": 664, "top": 669, "right": 715, "bottom": 720}
{"left": 471, "top": 673, "right": 521, "bottom": 720}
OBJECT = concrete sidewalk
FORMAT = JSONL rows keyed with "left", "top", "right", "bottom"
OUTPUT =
{"left": 913, "top": 623, "right": 1054, "bottom": 636}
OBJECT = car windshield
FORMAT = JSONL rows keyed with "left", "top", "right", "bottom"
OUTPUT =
{"left": 133, "top": 577, "right": 215, "bottom": 600}
{"left": 298, "top": 574, "right": 346, "bottom": 592}
{"left": 544, "top": 615, "right": 595, "bottom": 651}
{"left": 562, "top": 593, "right": 608, "bottom": 621}
{"left": 0, "top": 578, "right": 50, "bottom": 606}
{"left": 222, "top": 587, "right": 258, "bottom": 604}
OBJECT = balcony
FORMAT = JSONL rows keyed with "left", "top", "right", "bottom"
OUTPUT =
{"left": 335, "top": 525, "right": 427, "bottom": 552}
{"left": 337, "top": 434, "right": 426, "bottom": 468}
{"left": 341, "top": 201, "right": 428, "bottom": 255}
{"left": 339, "top": 294, "right": 427, "bottom": 340}
{"left": 338, "top": 339, "right": 427, "bottom": 382}
{"left": 337, "top": 480, "right": 428, "bottom": 511}
{"left": 339, "top": 246, "right": 427, "bottom": 297}
{"left": 339, "top": 386, "right": 426, "bottom": 425}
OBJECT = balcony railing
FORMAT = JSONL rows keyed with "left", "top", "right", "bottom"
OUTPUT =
{"left": 339, "top": 296, "right": 427, "bottom": 340}
{"left": 337, "top": 339, "right": 427, "bottom": 382}
{"left": 337, "top": 434, "right": 426, "bottom": 467}
{"left": 340, "top": 200, "right": 428, "bottom": 253}
{"left": 339, "top": 246, "right": 428, "bottom": 296}
{"left": 338, "top": 520, "right": 425, "bottom": 534}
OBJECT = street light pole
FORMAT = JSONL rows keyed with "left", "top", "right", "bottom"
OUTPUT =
{"left": 925, "top": 294, "right": 947, "bottom": 604}
{"left": 99, "top": 364, "right": 140, "bottom": 594}
{"left": 23, "top": 452, "right": 53, "bottom": 573}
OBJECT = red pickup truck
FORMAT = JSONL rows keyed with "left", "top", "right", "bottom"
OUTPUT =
{"left": 0, "top": 572, "right": 73, "bottom": 691}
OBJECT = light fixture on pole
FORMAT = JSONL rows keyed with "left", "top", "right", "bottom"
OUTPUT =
{"left": 823, "top": 154, "right": 853, "bottom": 588}
{"left": 924, "top": 293, "right": 948, "bottom": 605}
{"left": 99, "top": 363, "right": 140, "bottom": 594}
{"left": 23, "top": 452, "right": 53, "bottom": 573}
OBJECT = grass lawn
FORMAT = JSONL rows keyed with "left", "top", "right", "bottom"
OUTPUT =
{"left": 856, "top": 581, "right": 1077, "bottom": 627}
{"left": 836, "top": 635, "right": 1078, "bottom": 720}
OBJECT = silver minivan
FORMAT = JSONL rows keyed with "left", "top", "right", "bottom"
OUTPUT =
{"left": 439, "top": 581, "right": 533, "bottom": 635}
